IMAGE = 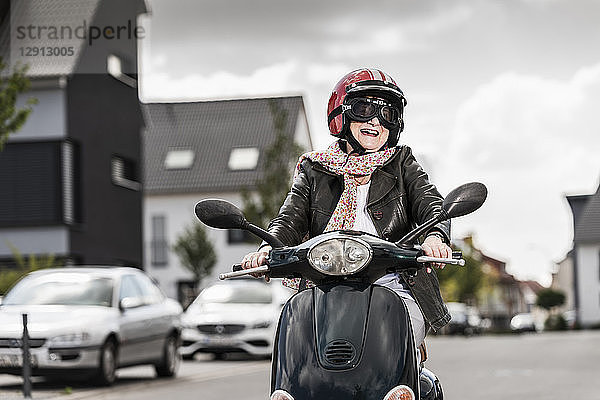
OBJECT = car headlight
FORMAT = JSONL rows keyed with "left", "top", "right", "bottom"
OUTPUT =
{"left": 48, "top": 332, "right": 91, "bottom": 347}
{"left": 181, "top": 320, "right": 197, "bottom": 329}
{"left": 308, "top": 237, "right": 372, "bottom": 276}
{"left": 251, "top": 321, "right": 272, "bottom": 329}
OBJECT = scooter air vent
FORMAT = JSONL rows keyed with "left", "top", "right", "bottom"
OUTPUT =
{"left": 324, "top": 339, "right": 356, "bottom": 365}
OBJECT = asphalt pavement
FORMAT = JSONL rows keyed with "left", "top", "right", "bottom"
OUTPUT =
{"left": 1, "top": 330, "right": 599, "bottom": 400}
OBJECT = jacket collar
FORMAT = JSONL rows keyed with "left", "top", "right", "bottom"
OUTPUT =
{"left": 311, "top": 161, "right": 340, "bottom": 177}
{"left": 368, "top": 146, "right": 401, "bottom": 206}
{"left": 309, "top": 146, "right": 401, "bottom": 205}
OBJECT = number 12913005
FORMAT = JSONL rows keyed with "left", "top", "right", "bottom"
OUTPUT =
{"left": 19, "top": 46, "right": 75, "bottom": 57}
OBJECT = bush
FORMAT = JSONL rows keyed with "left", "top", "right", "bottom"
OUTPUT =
{"left": 0, "top": 268, "right": 27, "bottom": 295}
{"left": 0, "top": 246, "right": 59, "bottom": 295}
{"left": 544, "top": 314, "right": 568, "bottom": 331}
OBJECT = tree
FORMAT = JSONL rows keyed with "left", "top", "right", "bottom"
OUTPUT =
{"left": 0, "top": 59, "right": 37, "bottom": 150}
{"left": 437, "top": 236, "right": 492, "bottom": 305}
{"left": 536, "top": 288, "right": 567, "bottom": 331}
{"left": 535, "top": 288, "right": 566, "bottom": 311}
{"left": 241, "top": 99, "right": 304, "bottom": 236}
{"left": 172, "top": 222, "right": 217, "bottom": 287}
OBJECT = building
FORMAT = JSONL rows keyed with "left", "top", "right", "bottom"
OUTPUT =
{"left": 142, "top": 97, "right": 312, "bottom": 304}
{"left": 456, "top": 236, "right": 537, "bottom": 330}
{"left": 477, "top": 253, "right": 525, "bottom": 329}
{"left": 0, "top": 0, "right": 147, "bottom": 268}
{"left": 552, "top": 250, "right": 575, "bottom": 314}
{"left": 557, "top": 183, "right": 600, "bottom": 327}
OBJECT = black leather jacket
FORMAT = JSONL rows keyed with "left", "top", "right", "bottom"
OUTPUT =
{"left": 267, "top": 144, "right": 451, "bottom": 331}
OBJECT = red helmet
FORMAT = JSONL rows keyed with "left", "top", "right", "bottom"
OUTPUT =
{"left": 327, "top": 68, "right": 407, "bottom": 149}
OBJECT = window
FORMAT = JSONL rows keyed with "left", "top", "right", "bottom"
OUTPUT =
{"left": 164, "top": 149, "right": 195, "bottom": 170}
{"left": 111, "top": 156, "right": 140, "bottom": 191}
{"left": 119, "top": 275, "right": 143, "bottom": 302}
{"left": 151, "top": 215, "right": 168, "bottom": 266}
{"left": 177, "top": 281, "right": 197, "bottom": 308}
{"left": 0, "top": 142, "right": 62, "bottom": 226}
{"left": 107, "top": 54, "right": 137, "bottom": 87}
{"left": 228, "top": 147, "right": 259, "bottom": 170}
{"left": 228, "top": 229, "right": 255, "bottom": 244}
{"left": 134, "top": 273, "right": 164, "bottom": 305}
{"left": 62, "top": 142, "right": 74, "bottom": 224}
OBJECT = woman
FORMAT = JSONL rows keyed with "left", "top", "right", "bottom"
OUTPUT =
{"left": 241, "top": 68, "right": 452, "bottom": 349}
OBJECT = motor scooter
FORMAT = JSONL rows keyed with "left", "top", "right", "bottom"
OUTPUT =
{"left": 195, "top": 182, "right": 487, "bottom": 400}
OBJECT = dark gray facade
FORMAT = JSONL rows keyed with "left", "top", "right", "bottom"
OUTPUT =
{"left": 0, "top": 0, "right": 147, "bottom": 268}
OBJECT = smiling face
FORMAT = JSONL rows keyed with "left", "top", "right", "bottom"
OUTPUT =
{"left": 349, "top": 117, "right": 390, "bottom": 152}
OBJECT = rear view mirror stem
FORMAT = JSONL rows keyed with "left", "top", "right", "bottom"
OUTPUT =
{"left": 394, "top": 214, "right": 445, "bottom": 247}
{"left": 243, "top": 221, "right": 286, "bottom": 249}
{"left": 395, "top": 182, "right": 487, "bottom": 247}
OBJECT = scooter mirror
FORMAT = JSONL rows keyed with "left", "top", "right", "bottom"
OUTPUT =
{"left": 195, "top": 199, "right": 247, "bottom": 229}
{"left": 442, "top": 182, "right": 488, "bottom": 219}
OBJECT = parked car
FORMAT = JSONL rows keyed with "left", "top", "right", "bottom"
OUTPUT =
{"left": 510, "top": 313, "right": 537, "bottom": 332}
{"left": 180, "top": 279, "right": 292, "bottom": 359}
{"left": 442, "top": 302, "right": 482, "bottom": 336}
{"left": 0, "top": 267, "right": 182, "bottom": 385}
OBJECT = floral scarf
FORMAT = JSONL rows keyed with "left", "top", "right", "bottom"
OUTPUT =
{"left": 282, "top": 142, "right": 396, "bottom": 290}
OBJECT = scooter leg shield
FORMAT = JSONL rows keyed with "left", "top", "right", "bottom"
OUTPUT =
{"left": 271, "top": 284, "right": 419, "bottom": 400}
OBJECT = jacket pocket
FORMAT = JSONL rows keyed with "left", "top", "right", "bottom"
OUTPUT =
{"left": 310, "top": 208, "right": 332, "bottom": 236}
{"left": 369, "top": 193, "right": 408, "bottom": 240}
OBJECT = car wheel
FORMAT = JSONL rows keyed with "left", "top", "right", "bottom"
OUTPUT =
{"left": 155, "top": 336, "right": 180, "bottom": 378}
{"left": 95, "top": 339, "right": 117, "bottom": 386}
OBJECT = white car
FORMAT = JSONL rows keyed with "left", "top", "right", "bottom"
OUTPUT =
{"left": 0, "top": 267, "right": 182, "bottom": 385}
{"left": 180, "top": 279, "right": 292, "bottom": 359}
{"left": 510, "top": 313, "right": 537, "bottom": 332}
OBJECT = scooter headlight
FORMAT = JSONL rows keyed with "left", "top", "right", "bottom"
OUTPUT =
{"left": 308, "top": 237, "right": 372, "bottom": 276}
{"left": 383, "top": 385, "right": 415, "bottom": 400}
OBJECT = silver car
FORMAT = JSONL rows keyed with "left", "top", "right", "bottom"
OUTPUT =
{"left": 180, "top": 279, "right": 292, "bottom": 359}
{"left": 0, "top": 267, "right": 182, "bottom": 385}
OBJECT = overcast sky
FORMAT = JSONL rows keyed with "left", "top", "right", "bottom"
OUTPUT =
{"left": 138, "top": 0, "right": 600, "bottom": 285}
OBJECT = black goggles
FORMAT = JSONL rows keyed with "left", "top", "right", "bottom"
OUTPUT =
{"left": 344, "top": 97, "right": 401, "bottom": 127}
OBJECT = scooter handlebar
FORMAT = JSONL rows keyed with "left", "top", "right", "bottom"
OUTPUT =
{"left": 416, "top": 256, "right": 465, "bottom": 266}
{"left": 219, "top": 265, "right": 270, "bottom": 280}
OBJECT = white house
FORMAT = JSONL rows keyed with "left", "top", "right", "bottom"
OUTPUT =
{"left": 142, "top": 96, "right": 312, "bottom": 304}
{"left": 559, "top": 184, "right": 600, "bottom": 327}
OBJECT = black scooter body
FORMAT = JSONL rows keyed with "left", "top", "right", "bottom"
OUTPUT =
{"left": 271, "top": 282, "right": 418, "bottom": 400}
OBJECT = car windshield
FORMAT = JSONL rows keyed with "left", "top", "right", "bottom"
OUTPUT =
{"left": 3, "top": 273, "right": 114, "bottom": 307}
{"left": 197, "top": 284, "right": 272, "bottom": 304}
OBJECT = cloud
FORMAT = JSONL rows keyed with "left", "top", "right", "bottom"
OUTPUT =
{"left": 141, "top": 60, "right": 301, "bottom": 100}
{"left": 440, "top": 63, "right": 600, "bottom": 284}
{"left": 322, "top": 4, "right": 473, "bottom": 58}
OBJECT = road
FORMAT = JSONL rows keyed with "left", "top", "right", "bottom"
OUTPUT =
{"left": 1, "top": 330, "right": 599, "bottom": 399}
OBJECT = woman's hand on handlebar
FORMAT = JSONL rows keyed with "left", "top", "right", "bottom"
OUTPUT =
{"left": 421, "top": 235, "right": 452, "bottom": 273}
{"left": 241, "top": 246, "right": 272, "bottom": 281}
